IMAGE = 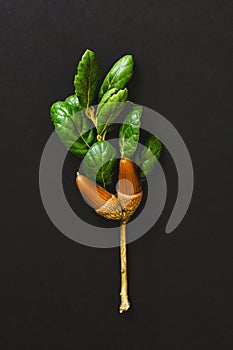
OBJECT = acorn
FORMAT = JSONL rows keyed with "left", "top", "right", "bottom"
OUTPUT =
{"left": 117, "top": 158, "right": 143, "bottom": 220}
{"left": 76, "top": 172, "right": 122, "bottom": 220}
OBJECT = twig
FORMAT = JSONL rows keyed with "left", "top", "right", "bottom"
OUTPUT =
{"left": 119, "top": 221, "right": 130, "bottom": 313}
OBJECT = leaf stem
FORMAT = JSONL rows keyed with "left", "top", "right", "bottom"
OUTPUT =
{"left": 119, "top": 221, "right": 130, "bottom": 313}
{"left": 85, "top": 106, "right": 96, "bottom": 127}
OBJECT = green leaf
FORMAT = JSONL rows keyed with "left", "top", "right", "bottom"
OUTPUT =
{"left": 135, "top": 135, "right": 162, "bottom": 180}
{"left": 96, "top": 88, "right": 128, "bottom": 135}
{"left": 50, "top": 96, "right": 96, "bottom": 157}
{"left": 98, "top": 87, "right": 118, "bottom": 105}
{"left": 74, "top": 49, "right": 101, "bottom": 108}
{"left": 96, "top": 88, "right": 118, "bottom": 116}
{"left": 98, "top": 55, "right": 133, "bottom": 100}
{"left": 119, "top": 105, "right": 142, "bottom": 158}
{"left": 64, "top": 95, "right": 81, "bottom": 112}
{"left": 82, "top": 141, "right": 117, "bottom": 188}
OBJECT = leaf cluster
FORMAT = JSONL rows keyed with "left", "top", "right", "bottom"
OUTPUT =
{"left": 50, "top": 49, "right": 162, "bottom": 187}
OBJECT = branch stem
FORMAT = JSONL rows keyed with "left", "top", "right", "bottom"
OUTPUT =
{"left": 85, "top": 106, "right": 96, "bottom": 127}
{"left": 119, "top": 221, "right": 130, "bottom": 313}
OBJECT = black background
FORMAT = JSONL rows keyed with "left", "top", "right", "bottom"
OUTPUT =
{"left": 1, "top": 1, "right": 233, "bottom": 349}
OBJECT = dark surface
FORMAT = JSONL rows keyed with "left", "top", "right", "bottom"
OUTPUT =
{"left": 1, "top": 1, "right": 232, "bottom": 349}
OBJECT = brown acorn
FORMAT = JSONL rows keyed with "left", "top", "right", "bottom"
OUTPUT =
{"left": 117, "top": 157, "right": 143, "bottom": 220}
{"left": 76, "top": 172, "right": 122, "bottom": 220}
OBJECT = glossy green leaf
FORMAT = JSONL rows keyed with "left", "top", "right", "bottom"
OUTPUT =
{"left": 136, "top": 135, "right": 162, "bottom": 180}
{"left": 82, "top": 141, "right": 117, "bottom": 188}
{"left": 119, "top": 105, "right": 142, "bottom": 158}
{"left": 98, "top": 55, "right": 133, "bottom": 100}
{"left": 96, "top": 88, "right": 118, "bottom": 117}
{"left": 74, "top": 49, "right": 101, "bottom": 108}
{"left": 50, "top": 96, "right": 96, "bottom": 157}
{"left": 96, "top": 88, "right": 128, "bottom": 135}
{"left": 99, "top": 88, "right": 118, "bottom": 104}
{"left": 64, "top": 95, "right": 81, "bottom": 112}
